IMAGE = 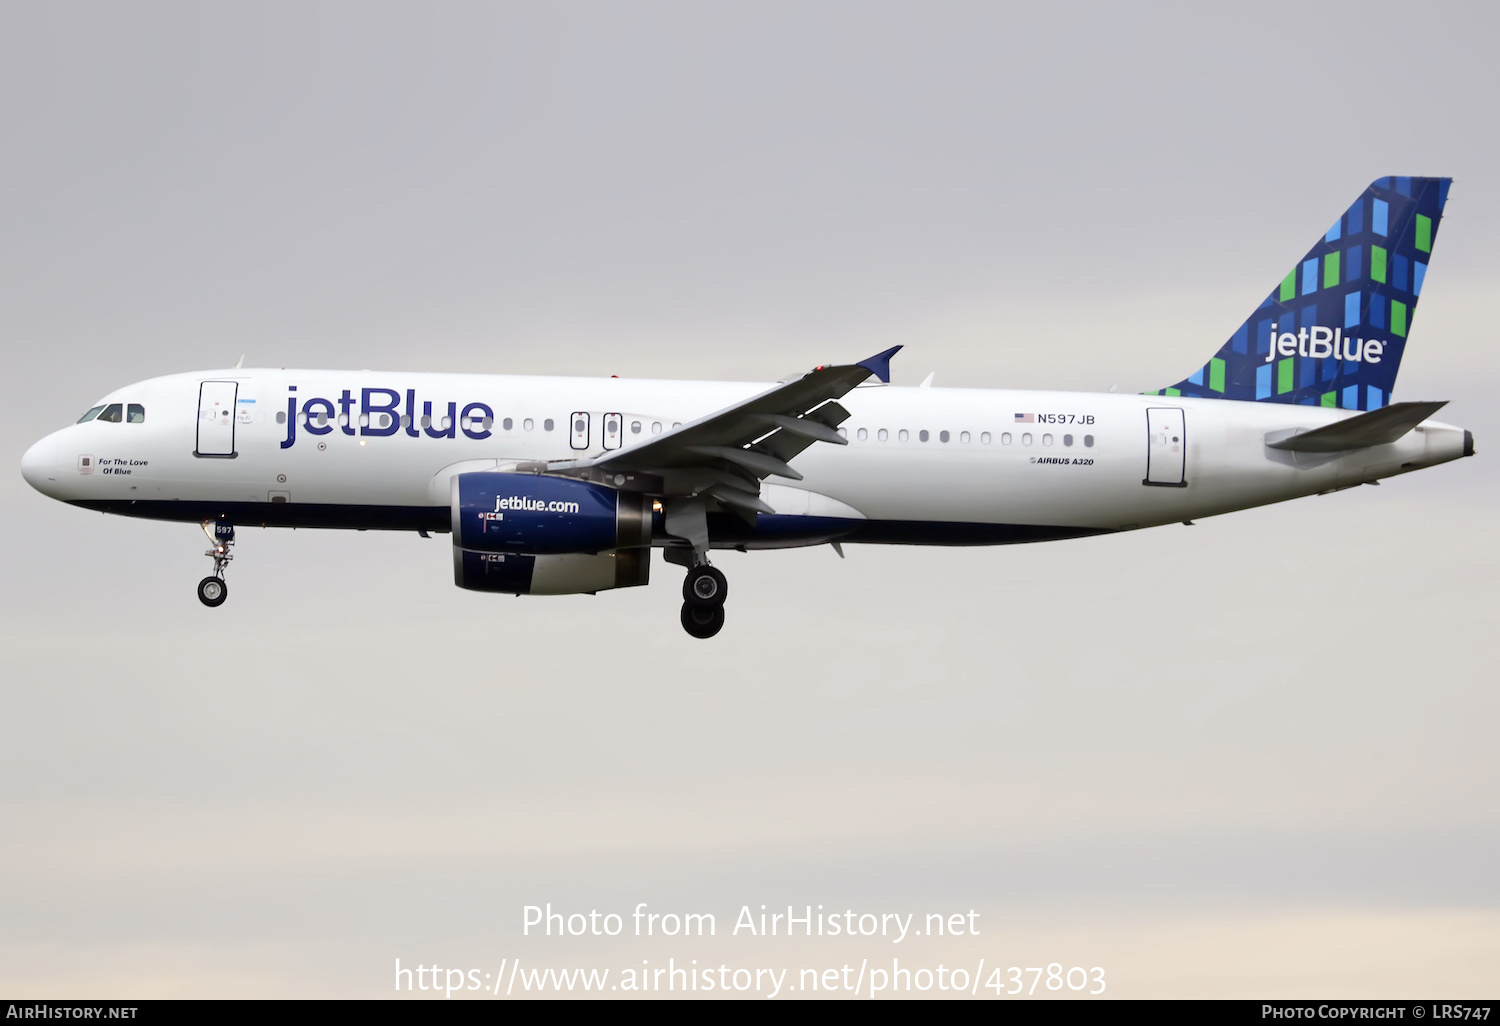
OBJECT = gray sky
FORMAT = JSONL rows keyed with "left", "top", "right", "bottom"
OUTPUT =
{"left": 1, "top": 1, "right": 1497, "bottom": 998}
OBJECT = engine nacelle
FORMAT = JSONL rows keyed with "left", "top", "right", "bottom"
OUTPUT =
{"left": 453, "top": 548, "right": 651, "bottom": 595}
{"left": 450, "top": 472, "right": 652, "bottom": 595}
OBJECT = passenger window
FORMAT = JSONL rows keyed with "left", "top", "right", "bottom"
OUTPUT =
{"left": 1000, "top": 432, "right": 1010, "bottom": 445}
{"left": 1022, "top": 432, "right": 1032, "bottom": 446}
{"left": 631, "top": 420, "right": 642, "bottom": 434}
{"left": 524, "top": 418, "right": 535, "bottom": 431}
{"left": 898, "top": 429, "right": 909, "bottom": 442}
{"left": 960, "top": 431, "right": 970, "bottom": 443}
{"left": 1042, "top": 433, "right": 1053, "bottom": 446}
{"left": 276, "top": 411, "right": 287, "bottom": 425}
{"left": 98, "top": 404, "right": 123, "bottom": 423}
{"left": 652, "top": 422, "right": 663, "bottom": 434}
{"left": 856, "top": 427, "right": 868, "bottom": 441}
{"left": 1063, "top": 433, "right": 1073, "bottom": 446}
{"left": 982, "top": 432, "right": 993, "bottom": 444}
{"left": 939, "top": 430, "right": 950, "bottom": 443}
{"left": 127, "top": 404, "right": 146, "bottom": 423}
{"left": 544, "top": 419, "right": 555, "bottom": 431}
{"left": 503, "top": 418, "right": 513, "bottom": 431}
{"left": 919, "top": 430, "right": 929, "bottom": 442}
{"left": 878, "top": 428, "right": 888, "bottom": 441}
{"left": 1084, "top": 434, "right": 1095, "bottom": 447}
{"left": 837, "top": 427, "right": 847, "bottom": 439}
{"left": 77, "top": 406, "right": 105, "bottom": 424}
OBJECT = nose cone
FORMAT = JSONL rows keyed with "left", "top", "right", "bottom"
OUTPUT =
{"left": 21, "top": 434, "right": 60, "bottom": 496}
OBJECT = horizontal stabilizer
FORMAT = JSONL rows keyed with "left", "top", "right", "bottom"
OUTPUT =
{"left": 1265, "top": 400, "right": 1448, "bottom": 453}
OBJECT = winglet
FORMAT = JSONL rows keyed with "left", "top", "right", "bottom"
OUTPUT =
{"left": 856, "top": 345, "right": 903, "bottom": 384}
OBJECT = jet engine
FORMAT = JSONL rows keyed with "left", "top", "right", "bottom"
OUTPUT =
{"left": 450, "top": 472, "right": 652, "bottom": 595}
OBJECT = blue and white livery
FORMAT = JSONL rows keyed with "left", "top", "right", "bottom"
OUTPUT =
{"left": 20, "top": 178, "right": 1476, "bottom": 637}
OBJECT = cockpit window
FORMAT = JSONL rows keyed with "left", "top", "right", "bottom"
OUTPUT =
{"left": 77, "top": 406, "right": 105, "bottom": 424}
{"left": 127, "top": 404, "right": 146, "bottom": 423}
{"left": 97, "top": 404, "right": 123, "bottom": 423}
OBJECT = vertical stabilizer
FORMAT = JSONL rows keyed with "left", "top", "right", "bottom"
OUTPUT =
{"left": 1156, "top": 177, "right": 1450, "bottom": 409}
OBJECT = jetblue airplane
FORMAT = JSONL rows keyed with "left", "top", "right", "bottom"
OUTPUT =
{"left": 20, "top": 177, "right": 1474, "bottom": 637}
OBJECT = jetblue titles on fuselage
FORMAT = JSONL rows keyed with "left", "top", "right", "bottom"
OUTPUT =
{"left": 281, "top": 386, "right": 495, "bottom": 449}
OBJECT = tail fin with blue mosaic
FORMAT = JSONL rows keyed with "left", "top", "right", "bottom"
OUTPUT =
{"left": 1156, "top": 177, "right": 1450, "bottom": 410}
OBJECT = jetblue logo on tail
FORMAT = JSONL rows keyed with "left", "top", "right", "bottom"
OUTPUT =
{"left": 1265, "top": 327, "right": 1384, "bottom": 364}
{"left": 1156, "top": 176, "right": 1449, "bottom": 411}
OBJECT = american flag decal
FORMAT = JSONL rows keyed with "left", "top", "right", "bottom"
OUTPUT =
{"left": 1014, "top": 413, "right": 1035, "bottom": 423}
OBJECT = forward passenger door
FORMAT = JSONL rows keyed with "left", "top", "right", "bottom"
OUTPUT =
{"left": 196, "top": 381, "right": 238, "bottom": 458}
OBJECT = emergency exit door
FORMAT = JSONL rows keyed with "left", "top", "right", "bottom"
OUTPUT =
{"left": 569, "top": 411, "right": 591, "bottom": 450}
{"left": 196, "top": 381, "right": 239, "bottom": 457}
{"left": 1143, "top": 407, "right": 1186, "bottom": 487}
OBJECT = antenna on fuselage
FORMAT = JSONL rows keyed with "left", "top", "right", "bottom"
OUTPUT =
{"left": 233, "top": 354, "right": 245, "bottom": 369}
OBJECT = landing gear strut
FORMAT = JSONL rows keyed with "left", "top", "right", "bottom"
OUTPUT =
{"left": 664, "top": 498, "right": 727, "bottom": 638}
{"left": 680, "top": 563, "right": 728, "bottom": 639}
{"left": 198, "top": 520, "right": 234, "bottom": 608}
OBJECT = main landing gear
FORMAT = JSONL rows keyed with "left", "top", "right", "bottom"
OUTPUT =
{"left": 680, "top": 564, "right": 728, "bottom": 639}
{"left": 198, "top": 520, "right": 234, "bottom": 608}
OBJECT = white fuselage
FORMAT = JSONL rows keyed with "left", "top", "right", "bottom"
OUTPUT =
{"left": 20, "top": 368, "right": 1471, "bottom": 545}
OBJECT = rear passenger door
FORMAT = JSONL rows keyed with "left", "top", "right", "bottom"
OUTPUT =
{"left": 1143, "top": 407, "right": 1186, "bottom": 487}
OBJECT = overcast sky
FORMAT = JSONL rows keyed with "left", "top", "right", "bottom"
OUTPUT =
{"left": 2, "top": 1, "right": 1497, "bottom": 998}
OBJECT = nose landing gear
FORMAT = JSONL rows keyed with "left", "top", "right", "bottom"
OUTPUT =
{"left": 680, "top": 563, "right": 728, "bottom": 639}
{"left": 198, "top": 520, "right": 234, "bottom": 608}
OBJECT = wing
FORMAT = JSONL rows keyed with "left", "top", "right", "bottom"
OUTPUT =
{"left": 556, "top": 346, "right": 900, "bottom": 517}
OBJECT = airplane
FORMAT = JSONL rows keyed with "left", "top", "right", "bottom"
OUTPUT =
{"left": 20, "top": 176, "right": 1474, "bottom": 638}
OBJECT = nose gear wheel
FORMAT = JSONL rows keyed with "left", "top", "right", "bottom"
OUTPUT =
{"left": 197, "top": 576, "right": 228, "bottom": 607}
